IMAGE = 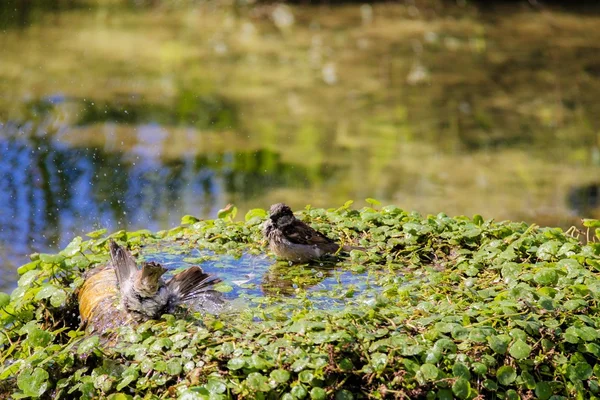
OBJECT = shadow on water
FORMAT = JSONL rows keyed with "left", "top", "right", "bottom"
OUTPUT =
{"left": 568, "top": 183, "right": 600, "bottom": 219}
{"left": 23, "top": 93, "right": 238, "bottom": 130}
{"left": 75, "top": 93, "right": 238, "bottom": 130}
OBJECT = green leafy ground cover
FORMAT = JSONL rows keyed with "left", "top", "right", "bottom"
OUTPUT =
{"left": 1, "top": 202, "right": 600, "bottom": 399}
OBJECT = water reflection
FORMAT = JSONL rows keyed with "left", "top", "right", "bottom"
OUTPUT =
{"left": 0, "top": 122, "right": 315, "bottom": 291}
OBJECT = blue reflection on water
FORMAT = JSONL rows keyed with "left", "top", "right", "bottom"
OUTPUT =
{"left": 0, "top": 120, "right": 313, "bottom": 292}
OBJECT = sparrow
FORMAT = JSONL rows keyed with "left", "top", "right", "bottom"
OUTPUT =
{"left": 263, "top": 203, "right": 363, "bottom": 262}
{"left": 109, "top": 240, "right": 223, "bottom": 319}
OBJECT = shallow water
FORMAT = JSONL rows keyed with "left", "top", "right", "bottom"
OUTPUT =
{"left": 141, "top": 242, "right": 379, "bottom": 309}
{"left": 1, "top": 1, "right": 600, "bottom": 292}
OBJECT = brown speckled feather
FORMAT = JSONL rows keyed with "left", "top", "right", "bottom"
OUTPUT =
{"left": 166, "top": 266, "right": 222, "bottom": 302}
{"left": 281, "top": 219, "right": 336, "bottom": 246}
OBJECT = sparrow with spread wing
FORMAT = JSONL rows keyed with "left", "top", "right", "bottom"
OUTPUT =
{"left": 263, "top": 203, "right": 363, "bottom": 262}
{"left": 109, "top": 240, "right": 222, "bottom": 319}
{"left": 79, "top": 241, "right": 223, "bottom": 334}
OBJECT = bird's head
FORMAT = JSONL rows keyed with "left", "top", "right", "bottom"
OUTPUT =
{"left": 136, "top": 262, "right": 167, "bottom": 296}
{"left": 269, "top": 203, "right": 293, "bottom": 223}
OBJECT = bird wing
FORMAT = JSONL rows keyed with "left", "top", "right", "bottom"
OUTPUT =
{"left": 109, "top": 240, "right": 138, "bottom": 288}
{"left": 283, "top": 220, "right": 336, "bottom": 246}
{"left": 166, "top": 266, "right": 222, "bottom": 303}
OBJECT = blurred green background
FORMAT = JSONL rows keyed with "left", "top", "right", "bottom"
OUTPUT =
{"left": 1, "top": 0, "right": 600, "bottom": 291}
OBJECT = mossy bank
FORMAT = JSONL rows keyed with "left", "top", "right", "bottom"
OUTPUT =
{"left": 1, "top": 202, "right": 600, "bottom": 399}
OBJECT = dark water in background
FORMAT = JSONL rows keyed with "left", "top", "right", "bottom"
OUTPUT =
{"left": 1, "top": 1, "right": 600, "bottom": 291}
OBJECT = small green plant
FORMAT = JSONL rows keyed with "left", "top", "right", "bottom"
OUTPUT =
{"left": 1, "top": 202, "right": 600, "bottom": 399}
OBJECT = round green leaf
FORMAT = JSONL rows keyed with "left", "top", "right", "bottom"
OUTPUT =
{"left": 18, "top": 270, "right": 41, "bottom": 287}
{"left": 488, "top": 335, "right": 510, "bottom": 355}
{"left": 250, "top": 354, "right": 269, "bottom": 370}
{"left": 497, "top": 365, "right": 517, "bottom": 385}
{"left": 370, "top": 353, "right": 388, "bottom": 373}
{"left": 78, "top": 336, "right": 100, "bottom": 355}
{"left": 17, "top": 368, "right": 49, "bottom": 397}
{"left": 245, "top": 208, "right": 268, "bottom": 221}
{"left": 39, "top": 253, "right": 65, "bottom": 264}
{"left": 451, "top": 377, "right": 470, "bottom": 399}
{"left": 472, "top": 362, "right": 487, "bottom": 375}
{"left": 86, "top": 228, "right": 107, "bottom": 238}
{"left": 181, "top": 215, "right": 200, "bottom": 225}
{"left": 206, "top": 379, "right": 227, "bottom": 394}
{"left": 425, "top": 349, "right": 442, "bottom": 364}
{"left": 334, "top": 389, "right": 353, "bottom": 400}
{"left": 483, "top": 379, "right": 498, "bottom": 391}
{"left": 520, "top": 370, "right": 536, "bottom": 390}
{"left": 567, "top": 362, "right": 593, "bottom": 382}
{"left": 534, "top": 381, "right": 552, "bottom": 400}
{"left": 310, "top": 387, "right": 327, "bottom": 400}
{"left": 291, "top": 384, "right": 308, "bottom": 399}
{"left": 536, "top": 241, "right": 560, "bottom": 260}
{"left": 60, "top": 237, "right": 83, "bottom": 257}
{"left": 0, "top": 292, "right": 11, "bottom": 308}
{"left": 420, "top": 364, "right": 439, "bottom": 381}
{"left": 452, "top": 362, "right": 471, "bottom": 379}
{"left": 298, "top": 370, "right": 314, "bottom": 383}
{"left": 436, "top": 389, "right": 453, "bottom": 400}
{"left": 509, "top": 339, "right": 531, "bottom": 360}
{"left": 338, "top": 358, "right": 353, "bottom": 371}
{"left": 166, "top": 359, "right": 182, "bottom": 376}
{"left": 534, "top": 268, "right": 558, "bottom": 286}
{"left": 270, "top": 369, "right": 290, "bottom": 384}
{"left": 246, "top": 372, "right": 270, "bottom": 392}
{"left": 227, "top": 357, "right": 246, "bottom": 370}
{"left": 27, "top": 326, "right": 53, "bottom": 348}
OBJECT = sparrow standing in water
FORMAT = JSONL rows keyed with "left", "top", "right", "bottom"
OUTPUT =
{"left": 263, "top": 203, "right": 362, "bottom": 262}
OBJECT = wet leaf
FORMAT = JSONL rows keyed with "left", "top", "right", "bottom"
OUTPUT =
{"left": 270, "top": 369, "right": 290, "bottom": 384}
{"left": 334, "top": 389, "right": 353, "bottom": 400}
{"left": 218, "top": 204, "right": 237, "bottom": 221}
{"left": 534, "top": 268, "right": 558, "bottom": 286}
{"left": 17, "top": 260, "right": 41, "bottom": 275}
{"left": 496, "top": 366, "right": 517, "bottom": 385}
{"left": 61, "top": 237, "right": 83, "bottom": 257}
{"left": 245, "top": 208, "right": 268, "bottom": 221}
{"left": 181, "top": 215, "right": 200, "bottom": 225}
{"left": 508, "top": 339, "right": 531, "bottom": 360}
{"left": 452, "top": 377, "right": 470, "bottom": 399}
{"left": 488, "top": 335, "right": 510, "bottom": 355}
{"left": 246, "top": 372, "right": 270, "bottom": 392}
{"left": 78, "top": 336, "right": 100, "bottom": 355}
{"left": 567, "top": 362, "right": 592, "bottom": 382}
{"left": 535, "top": 381, "right": 553, "bottom": 400}
{"left": 227, "top": 357, "right": 245, "bottom": 370}
{"left": 420, "top": 364, "right": 439, "bottom": 381}
{"left": 0, "top": 292, "right": 10, "bottom": 308}
{"left": 206, "top": 379, "right": 227, "bottom": 394}
{"left": 86, "top": 228, "right": 107, "bottom": 238}
{"left": 310, "top": 387, "right": 327, "bottom": 400}
{"left": 17, "top": 368, "right": 49, "bottom": 397}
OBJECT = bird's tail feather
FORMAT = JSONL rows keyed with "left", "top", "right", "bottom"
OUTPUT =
{"left": 167, "top": 266, "right": 222, "bottom": 303}
{"left": 109, "top": 240, "right": 138, "bottom": 288}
